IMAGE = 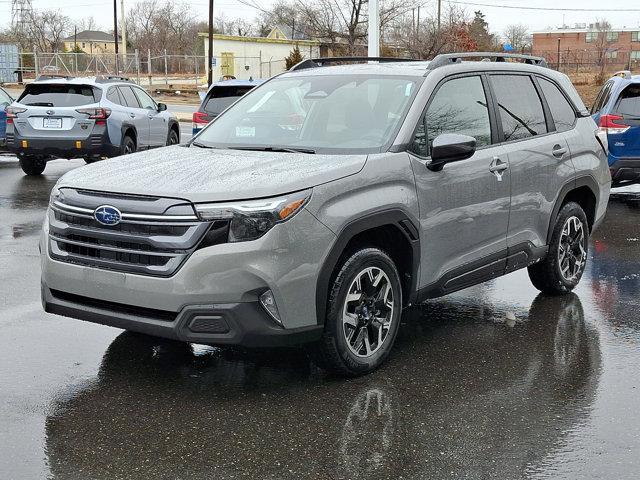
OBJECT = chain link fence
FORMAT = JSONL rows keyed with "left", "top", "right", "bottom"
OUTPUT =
{"left": 535, "top": 49, "right": 640, "bottom": 74}
{"left": 3, "top": 51, "right": 288, "bottom": 88}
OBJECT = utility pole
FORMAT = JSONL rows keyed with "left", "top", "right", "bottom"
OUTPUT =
{"left": 208, "top": 0, "right": 214, "bottom": 86}
{"left": 120, "top": 0, "right": 127, "bottom": 57}
{"left": 557, "top": 37, "right": 561, "bottom": 70}
{"left": 113, "top": 0, "right": 119, "bottom": 74}
{"left": 437, "top": 0, "right": 441, "bottom": 31}
{"left": 368, "top": 0, "right": 380, "bottom": 57}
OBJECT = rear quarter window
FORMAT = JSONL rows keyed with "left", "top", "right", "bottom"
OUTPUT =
{"left": 18, "top": 84, "right": 100, "bottom": 107}
{"left": 614, "top": 84, "right": 640, "bottom": 117}
{"left": 591, "top": 81, "right": 614, "bottom": 114}
{"left": 203, "top": 86, "right": 254, "bottom": 115}
{"left": 538, "top": 78, "right": 576, "bottom": 132}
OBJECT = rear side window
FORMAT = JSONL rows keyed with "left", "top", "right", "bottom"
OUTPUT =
{"left": 106, "top": 87, "right": 123, "bottom": 105}
{"left": 538, "top": 78, "right": 576, "bottom": 132}
{"left": 491, "top": 75, "right": 547, "bottom": 141}
{"left": 118, "top": 86, "right": 140, "bottom": 108}
{"left": 591, "top": 81, "right": 614, "bottom": 114}
{"left": 412, "top": 75, "right": 491, "bottom": 157}
{"left": 203, "top": 86, "right": 254, "bottom": 115}
{"left": 614, "top": 84, "right": 640, "bottom": 116}
{"left": 18, "top": 84, "right": 100, "bottom": 107}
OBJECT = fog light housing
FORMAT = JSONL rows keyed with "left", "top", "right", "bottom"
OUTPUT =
{"left": 260, "top": 290, "right": 282, "bottom": 326}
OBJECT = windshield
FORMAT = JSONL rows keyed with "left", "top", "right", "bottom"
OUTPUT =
{"left": 194, "top": 75, "right": 420, "bottom": 154}
{"left": 18, "top": 84, "right": 100, "bottom": 107}
{"left": 204, "top": 86, "right": 255, "bottom": 115}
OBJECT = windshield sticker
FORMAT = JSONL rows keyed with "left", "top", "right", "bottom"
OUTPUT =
{"left": 235, "top": 126, "right": 256, "bottom": 137}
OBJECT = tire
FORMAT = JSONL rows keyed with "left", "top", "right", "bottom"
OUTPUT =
{"left": 528, "top": 202, "right": 589, "bottom": 295}
{"left": 120, "top": 135, "right": 136, "bottom": 156}
{"left": 84, "top": 157, "right": 101, "bottom": 164}
{"left": 166, "top": 127, "right": 179, "bottom": 146}
{"left": 18, "top": 155, "right": 47, "bottom": 176}
{"left": 311, "top": 248, "right": 403, "bottom": 377}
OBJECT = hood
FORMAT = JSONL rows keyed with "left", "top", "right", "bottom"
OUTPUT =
{"left": 57, "top": 145, "right": 367, "bottom": 203}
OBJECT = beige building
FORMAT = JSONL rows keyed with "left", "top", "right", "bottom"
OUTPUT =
{"left": 200, "top": 27, "right": 321, "bottom": 80}
{"left": 62, "top": 30, "right": 117, "bottom": 54}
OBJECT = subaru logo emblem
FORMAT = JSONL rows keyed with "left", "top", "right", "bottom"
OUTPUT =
{"left": 94, "top": 205, "right": 122, "bottom": 226}
{"left": 46, "top": 109, "right": 54, "bottom": 115}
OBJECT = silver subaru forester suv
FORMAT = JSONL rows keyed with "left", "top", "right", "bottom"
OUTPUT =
{"left": 41, "top": 54, "right": 610, "bottom": 376}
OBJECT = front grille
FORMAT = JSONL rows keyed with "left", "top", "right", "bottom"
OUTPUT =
{"left": 48, "top": 189, "right": 226, "bottom": 276}
{"left": 5, "top": 132, "right": 14, "bottom": 146}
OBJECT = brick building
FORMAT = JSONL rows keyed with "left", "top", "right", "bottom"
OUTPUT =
{"left": 532, "top": 25, "right": 640, "bottom": 69}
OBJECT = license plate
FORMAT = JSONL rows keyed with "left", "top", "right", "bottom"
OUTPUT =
{"left": 43, "top": 118, "right": 62, "bottom": 129}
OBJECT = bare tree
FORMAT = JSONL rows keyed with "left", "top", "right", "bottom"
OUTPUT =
{"left": 7, "top": 9, "right": 71, "bottom": 52}
{"left": 503, "top": 24, "right": 530, "bottom": 52}
{"left": 387, "top": 5, "right": 476, "bottom": 59}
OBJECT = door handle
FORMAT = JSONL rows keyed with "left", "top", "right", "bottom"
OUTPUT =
{"left": 129, "top": 113, "right": 136, "bottom": 118}
{"left": 552, "top": 144, "right": 567, "bottom": 158}
{"left": 489, "top": 157, "right": 508, "bottom": 181}
{"left": 147, "top": 115, "right": 154, "bottom": 119}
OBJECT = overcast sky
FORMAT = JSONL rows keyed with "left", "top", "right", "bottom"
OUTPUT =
{"left": 1, "top": 0, "right": 640, "bottom": 37}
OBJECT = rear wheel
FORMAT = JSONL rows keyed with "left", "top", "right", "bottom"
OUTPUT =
{"left": 167, "top": 128, "right": 179, "bottom": 146}
{"left": 528, "top": 202, "right": 589, "bottom": 295}
{"left": 18, "top": 155, "right": 47, "bottom": 176}
{"left": 84, "top": 156, "right": 101, "bottom": 164}
{"left": 312, "top": 248, "right": 402, "bottom": 377}
{"left": 120, "top": 135, "right": 136, "bottom": 156}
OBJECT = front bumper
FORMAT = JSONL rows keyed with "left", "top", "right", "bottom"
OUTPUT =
{"left": 41, "top": 207, "right": 336, "bottom": 344}
{"left": 42, "top": 285, "right": 323, "bottom": 347}
{"left": 6, "top": 128, "right": 119, "bottom": 158}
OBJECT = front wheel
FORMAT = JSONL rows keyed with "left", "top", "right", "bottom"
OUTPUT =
{"left": 166, "top": 128, "right": 179, "bottom": 146}
{"left": 18, "top": 155, "right": 47, "bottom": 176}
{"left": 311, "top": 248, "right": 403, "bottom": 377}
{"left": 528, "top": 202, "right": 589, "bottom": 295}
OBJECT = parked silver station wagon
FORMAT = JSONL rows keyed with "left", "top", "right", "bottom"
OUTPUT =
{"left": 6, "top": 75, "right": 180, "bottom": 175}
{"left": 41, "top": 53, "right": 610, "bottom": 376}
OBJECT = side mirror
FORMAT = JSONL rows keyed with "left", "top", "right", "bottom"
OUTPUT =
{"left": 157, "top": 102, "right": 167, "bottom": 112}
{"left": 427, "top": 133, "right": 477, "bottom": 172}
{"left": 0, "top": 102, "right": 9, "bottom": 110}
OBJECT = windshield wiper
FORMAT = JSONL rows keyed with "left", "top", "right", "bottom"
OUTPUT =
{"left": 230, "top": 146, "right": 316, "bottom": 154}
{"left": 191, "top": 141, "right": 216, "bottom": 149}
{"left": 26, "top": 102, "right": 54, "bottom": 107}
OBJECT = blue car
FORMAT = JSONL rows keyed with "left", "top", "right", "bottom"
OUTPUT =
{"left": 0, "top": 86, "right": 14, "bottom": 148}
{"left": 591, "top": 71, "right": 640, "bottom": 187}
{"left": 192, "top": 79, "right": 264, "bottom": 135}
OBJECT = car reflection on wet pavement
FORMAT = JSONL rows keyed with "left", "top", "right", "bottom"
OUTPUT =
{"left": 1, "top": 157, "right": 640, "bottom": 479}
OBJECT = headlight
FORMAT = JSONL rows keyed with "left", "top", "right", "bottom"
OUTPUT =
{"left": 194, "top": 189, "right": 311, "bottom": 242}
{"left": 49, "top": 185, "right": 61, "bottom": 206}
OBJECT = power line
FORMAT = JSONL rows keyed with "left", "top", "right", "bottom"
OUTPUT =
{"left": 448, "top": 1, "right": 640, "bottom": 12}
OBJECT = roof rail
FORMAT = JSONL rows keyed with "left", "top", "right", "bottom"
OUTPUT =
{"left": 290, "top": 57, "right": 416, "bottom": 71}
{"left": 428, "top": 52, "right": 548, "bottom": 69}
{"left": 95, "top": 75, "right": 133, "bottom": 83}
{"left": 35, "top": 74, "right": 73, "bottom": 81}
{"left": 613, "top": 70, "right": 632, "bottom": 80}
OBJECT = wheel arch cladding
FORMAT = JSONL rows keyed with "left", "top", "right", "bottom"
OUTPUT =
{"left": 548, "top": 176, "right": 598, "bottom": 244}
{"left": 121, "top": 124, "right": 137, "bottom": 145}
{"left": 315, "top": 209, "right": 420, "bottom": 325}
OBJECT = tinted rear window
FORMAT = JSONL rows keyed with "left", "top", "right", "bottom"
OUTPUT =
{"left": 18, "top": 84, "right": 100, "bottom": 107}
{"left": 614, "top": 84, "right": 640, "bottom": 116}
{"left": 491, "top": 74, "right": 547, "bottom": 141}
{"left": 203, "top": 86, "right": 254, "bottom": 114}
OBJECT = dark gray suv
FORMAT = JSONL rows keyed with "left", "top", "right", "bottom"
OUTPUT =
{"left": 41, "top": 53, "right": 610, "bottom": 376}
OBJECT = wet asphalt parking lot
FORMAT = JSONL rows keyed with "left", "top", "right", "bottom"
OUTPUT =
{"left": 1, "top": 155, "right": 640, "bottom": 479}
